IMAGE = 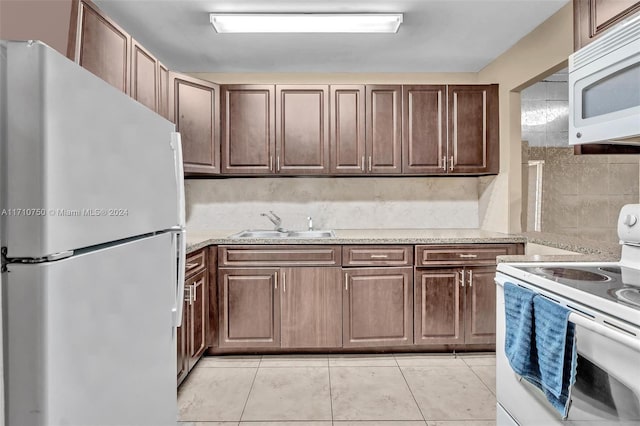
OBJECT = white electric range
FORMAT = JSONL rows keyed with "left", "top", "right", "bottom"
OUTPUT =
{"left": 495, "top": 204, "right": 640, "bottom": 425}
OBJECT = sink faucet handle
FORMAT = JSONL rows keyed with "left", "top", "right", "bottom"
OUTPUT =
{"left": 261, "top": 211, "right": 283, "bottom": 230}
{"left": 307, "top": 216, "right": 313, "bottom": 231}
{"left": 269, "top": 210, "right": 281, "bottom": 223}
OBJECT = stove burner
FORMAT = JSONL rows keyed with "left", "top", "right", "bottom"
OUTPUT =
{"left": 599, "top": 266, "right": 622, "bottom": 275}
{"left": 538, "top": 267, "right": 610, "bottom": 282}
{"left": 609, "top": 288, "right": 640, "bottom": 308}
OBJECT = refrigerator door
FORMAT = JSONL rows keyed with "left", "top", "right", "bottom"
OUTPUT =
{"left": 3, "top": 233, "right": 178, "bottom": 426}
{"left": 2, "top": 41, "right": 180, "bottom": 258}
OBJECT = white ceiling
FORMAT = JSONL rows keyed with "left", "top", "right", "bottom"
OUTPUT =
{"left": 95, "top": 0, "right": 569, "bottom": 73}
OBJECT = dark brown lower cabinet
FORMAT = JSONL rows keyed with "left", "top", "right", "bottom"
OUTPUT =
{"left": 218, "top": 268, "right": 281, "bottom": 348}
{"left": 281, "top": 267, "right": 342, "bottom": 348}
{"left": 177, "top": 306, "right": 188, "bottom": 385}
{"left": 343, "top": 267, "right": 413, "bottom": 347}
{"left": 414, "top": 266, "right": 496, "bottom": 346}
{"left": 217, "top": 267, "right": 341, "bottom": 349}
{"left": 464, "top": 266, "right": 497, "bottom": 345}
{"left": 178, "top": 269, "right": 208, "bottom": 385}
{"left": 414, "top": 268, "right": 464, "bottom": 345}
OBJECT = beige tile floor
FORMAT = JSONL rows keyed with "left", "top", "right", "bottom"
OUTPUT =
{"left": 178, "top": 353, "right": 496, "bottom": 426}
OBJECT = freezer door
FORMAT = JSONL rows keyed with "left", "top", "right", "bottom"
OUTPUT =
{"left": 3, "top": 233, "right": 178, "bottom": 426}
{"left": 3, "top": 41, "right": 180, "bottom": 258}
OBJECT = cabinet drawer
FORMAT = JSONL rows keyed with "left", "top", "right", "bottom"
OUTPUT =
{"left": 343, "top": 246, "right": 413, "bottom": 266}
{"left": 218, "top": 245, "right": 342, "bottom": 266}
{"left": 415, "top": 245, "right": 509, "bottom": 266}
{"left": 186, "top": 249, "right": 207, "bottom": 278}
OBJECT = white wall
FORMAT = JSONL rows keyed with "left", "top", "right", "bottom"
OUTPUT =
{"left": 185, "top": 177, "right": 480, "bottom": 231}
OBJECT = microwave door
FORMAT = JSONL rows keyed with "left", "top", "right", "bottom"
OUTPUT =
{"left": 569, "top": 34, "right": 640, "bottom": 145}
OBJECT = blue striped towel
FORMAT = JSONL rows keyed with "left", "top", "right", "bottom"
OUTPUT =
{"left": 503, "top": 282, "right": 578, "bottom": 419}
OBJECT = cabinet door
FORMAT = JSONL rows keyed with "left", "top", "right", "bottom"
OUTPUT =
{"left": 574, "top": 0, "right": 640, "bottom": 49}
{"left": 280, "top": 267, "right": 342, "bottom": 348}
{"left": 343, "top": 267, "right": 413, "bottom": 347}
{"left": 464, "top": 266, "right": 496, "bottom": 345}
{"left": 177, "top": 300, "right": 188, "bottom": 386}
{"left": 221, "top": 85, "right": 275, "bottom": 174}
{"left": 130, "top": 39, "right": 158, "bottom": 112}
{"left": 447, "top": 85, "right": 498, "bottom": 174}
{"left": 218, "top": 268, "right": 280, "bottom": 348}
{"left": 365, "top": 85, "right": 402, "bottom": 174}
{"left": 187, "top": 269, "right": 208, "bottom": 370}
{"left": 170, "top": 73, "right": 221, "bottom": 175}
{"left": 158, "top": 63, "right": 170, "bottom": 121}
{"left": 71, "top": 0, "right": 130, "bottom": 94}
{"left": 414, "top": 268, "right": 464, "bottom": 345}
{"left": 276, "top": 85, "right": 329, "bottom": 174}
{"left": 402, "top": 85, "right": 447, "bottom": 174}
{"left": 330, "top": 85, "right": 366, "bottom": 174}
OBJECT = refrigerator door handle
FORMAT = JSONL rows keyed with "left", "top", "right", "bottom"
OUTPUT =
{"left": 171, "top": 132, "right": 186, "bottom": 228}
{"left": 172, "top": 228, "right": 186, "bottom": 327}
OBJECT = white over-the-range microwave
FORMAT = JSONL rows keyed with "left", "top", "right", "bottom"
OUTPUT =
{"left": 569, "top": 13, "right": 640, "bottom": 146}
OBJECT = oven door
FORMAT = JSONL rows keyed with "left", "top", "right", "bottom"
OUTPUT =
{"left": 569, "top": 17, "right": 640, "bottom": 146}
{"left": 495, "top": 274, "right": 640, "bottom": 425}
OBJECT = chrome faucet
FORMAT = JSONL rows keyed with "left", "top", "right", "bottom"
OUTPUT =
{"left": 261, "top": 211, "right": 286, "bottom": 232}
{"left": 307, "top": 216, "right": 313, "bottom": 231}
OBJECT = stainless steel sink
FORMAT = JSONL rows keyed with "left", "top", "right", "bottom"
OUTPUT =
{"left": 229, "top": 229, "right": 335, "bottom": 239}
{"left": 285, "top": 230, "right": 335, "bottom": 238}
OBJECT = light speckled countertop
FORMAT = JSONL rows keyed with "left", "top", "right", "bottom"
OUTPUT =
{"left": 186, "top": 228, "right": 527, "bottom": 254}
{"left": 186, "top": 229, "right": 623, "bottom": 264}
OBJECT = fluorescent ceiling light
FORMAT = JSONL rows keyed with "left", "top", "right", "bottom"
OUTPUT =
{"left": 209, "top": 13, "right": 403, "bottom": 33}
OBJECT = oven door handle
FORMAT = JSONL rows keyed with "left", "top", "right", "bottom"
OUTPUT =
{"left": 496, "top": 277, "right": 640, "bottom": 353}
{"left": 568, "top": 312, "right": 640, "bottom": 353}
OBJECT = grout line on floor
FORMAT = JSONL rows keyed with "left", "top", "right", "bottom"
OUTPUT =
{"left": 237, "top": 357, "right": 262, "bottom": 423}
{"left": 397, "top": 359, "right": 428, "bottom": 423}
{"left": 468, "top": 365, "right": 496, "bottom": 397}
{"left": 327, "top": 356, "right": 335, "bottom": 424}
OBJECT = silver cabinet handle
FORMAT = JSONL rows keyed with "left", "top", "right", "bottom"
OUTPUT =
{"left": 193, "top": 282, "right": 198, "bottom": 302}
{"left": 459, "top": 254, "right": 478, "bottom": 258}
{"left": 459, "top": 270, "right": 465, "bottom": 287}
{"left": 361, "top": 156, "right": 365, "bottom": 171}
{"left": 449, "top": 155, "right": 454, "bottom": 171}
{"left": 468, "top": 270, "right": 473, "bottom": 287}
{"left": 277, "top": 156, "right": 281, "bottom": 172}
{"left": 270, "top": 155, "right": 273, "bottom": 171}
{"left": 184, "top": 286, "right": 191, "bottom": 303}
{"left": 370, "top": 254, "right": 388, "bottom": 258}
{"left": 344, "top": 272, "right": 348, "bottom": 291}
{"left": 442, "top": 156, "right": 446, "bottom": 171}
{"left": 274, "top": 271, "right": 278, "bottom": 290}
{"left": 283, "top": 271, "right": 286, "bottom": 293}
{"left": 368, "top": 156, "right": 372, "bottom": 172}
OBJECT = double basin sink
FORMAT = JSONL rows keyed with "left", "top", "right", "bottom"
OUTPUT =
{"left": 229, "top": 230, "right": 335, "bottom": 239}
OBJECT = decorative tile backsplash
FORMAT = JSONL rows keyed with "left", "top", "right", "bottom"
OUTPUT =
{"left": 521, "top": 68, "right": 640, "bottom": 243}
{"left": 185, "top": 177, "right": 480, "bottom": 231}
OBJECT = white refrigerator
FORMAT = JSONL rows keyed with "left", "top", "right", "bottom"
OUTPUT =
{"left": 0, "top": 41, "right": 186, "bottom": 425}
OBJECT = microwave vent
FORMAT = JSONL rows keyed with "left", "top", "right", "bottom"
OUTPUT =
{"left": 571, "top": 14, "right": 640, "bottom": 71}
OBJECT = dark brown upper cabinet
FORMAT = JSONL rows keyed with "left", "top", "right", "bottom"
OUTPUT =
{"left": 169, "top": 73, "right": 221, "bottom": 176}
{"left": 574, "top": 0, "right": 640, "bottom": 50}
{"left": 69, "top": 0, "right": 131, "bottom": 94}
{"left": 447, "top": 85, "right": 499, "bottom": 174}
{"left": 221, "top": 85, "right": 276, "bottom": 174}
{"left": 130, "top": 39, "right": 158, "bottom": 112}
{"left": 330, "top": 85, "right": 367, "bottom": 174}
{"left": 276, "top": 85, "right": 330, "bottom": 175}
{"left": 402, "top": 85, "right": 447, "bottom": 174}
{"left": 158, "top": 63, "right": 170, "bottom": 121}
{"left": 366, "top": 85, "right": 403, "bottom": 174}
